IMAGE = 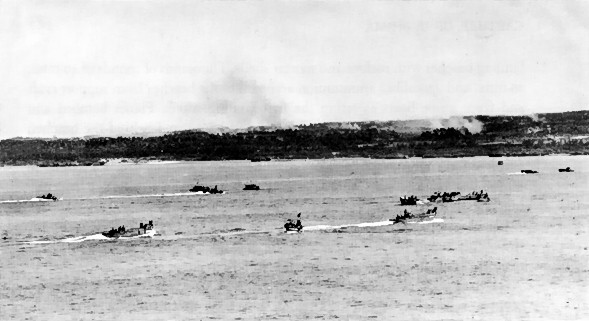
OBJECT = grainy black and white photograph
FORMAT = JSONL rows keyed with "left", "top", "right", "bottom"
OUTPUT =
{"left": 1, "top": 0, "right": 588, "bottom": 320}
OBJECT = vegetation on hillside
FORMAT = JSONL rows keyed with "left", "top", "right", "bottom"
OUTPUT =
{"left": 1, "top": 111, "right": 588, "bottom": 165}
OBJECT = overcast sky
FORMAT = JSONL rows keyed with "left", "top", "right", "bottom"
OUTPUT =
{"left": 1, "top": 0, "right": 588, "bottom": 138}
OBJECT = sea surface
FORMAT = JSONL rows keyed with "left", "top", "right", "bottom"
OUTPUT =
{"left": 1, "top": 156, "right": 588, "bottom": 320}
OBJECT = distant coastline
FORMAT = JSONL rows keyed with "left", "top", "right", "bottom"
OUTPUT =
{"left": 1, "top": 110, "right": 588, "bottom": 166}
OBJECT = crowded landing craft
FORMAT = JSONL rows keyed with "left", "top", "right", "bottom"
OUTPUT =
{"left": 188, "top": 184, "right": 225, "bottom": 194}
{"left": 390, "top": 207, "right": 438, "bottom": 225}
{"left": 400, "top": 190, "right": 491, "bottom": 205}
{"left": 284, "top": 213, "right": 303, "bottom": 233}
{"left": 102, "top": 220, "right": 157, "bottom": 238}
{"left": 31, "top": 193, "right": 61, "bottom": 202}
{"left": 399, "top": 195, "right": 424, "bottom": 205}
{"left": 427, "top": 190, "right": 490, "bottom": 203}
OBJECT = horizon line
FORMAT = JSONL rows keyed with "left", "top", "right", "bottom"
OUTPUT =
{"left": 2, "top": 108, "right": 587, "bottom": 140}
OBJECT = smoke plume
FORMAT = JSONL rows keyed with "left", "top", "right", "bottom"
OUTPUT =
{"left": 528, "top": 113, "right": 545, "bottom": 122}
{"left": 326, "top": 122, "right": 361, "bottom": 130}
{"left": 201, "top": 73, "right": 286, "bottom": 128}
{"left": 429, "top": 116, "right": 484, "bottom": 134}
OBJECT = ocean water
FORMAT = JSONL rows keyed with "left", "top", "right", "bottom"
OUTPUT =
{"left": 1, "top": 156, "right": 588, "bottom": 320}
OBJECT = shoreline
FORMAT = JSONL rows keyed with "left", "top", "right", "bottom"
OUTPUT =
{"left": 1, "top": 153, "right": 588, "bottom": 168}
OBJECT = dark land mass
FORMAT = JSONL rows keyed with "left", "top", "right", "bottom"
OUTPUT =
{"left": 1, "top": 111, "right": 588, "bottom": 166}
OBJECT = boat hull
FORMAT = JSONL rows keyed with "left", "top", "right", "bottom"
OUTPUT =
{"left": 189, "top": 191, "right": 226, "bottom": 195}
{"left": 30, "top": 197, "right": 62, "bottom": 202}
{"left": 285, "top": 229, "right": 303, "bottom": 234}
{"left": 102, "top": 228, "right": 158, "bottom": 238}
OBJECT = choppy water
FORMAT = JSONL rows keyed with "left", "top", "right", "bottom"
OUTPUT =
{"left": 1, "top": 156, "right": 588, "bottom": 320}
{"left": 0, "top": 156, "right": 587, "bottom": 243}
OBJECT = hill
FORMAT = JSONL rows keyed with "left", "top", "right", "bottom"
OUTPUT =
{"left": 1, "top": 111, "right": 588, "bottom": 166}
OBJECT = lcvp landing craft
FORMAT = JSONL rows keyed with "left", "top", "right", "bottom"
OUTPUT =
{"left": 188, "top": 185, "right": 225, "bottom": 194}
{"left": 102, "top": 221, "right": 157, "bottom": 239}
{"left": 30, "top": 193, "right": 62, "bottom": 202}
{"left": 390, "top": 207, "right": 438, "bottom": 225}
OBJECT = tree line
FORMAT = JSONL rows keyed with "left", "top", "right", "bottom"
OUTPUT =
{"left": 1, "top": 111, "right": 588, "bottom": 165}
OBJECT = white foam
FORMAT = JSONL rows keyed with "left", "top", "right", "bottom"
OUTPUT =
{"left": 99, "top": 192, "right": 202, "bottom": 198}
{"left": 25, "top": 229, "right": 158, "bottom": 244}
{"left": 75, "top": 191, "right": 226, "bottom": 201}
{"left": 304, "top": 218, "right": 444, "bottom": 231}
{"left": 304, "top": 220, "right": 396, "bottom": 231}
{"left": 61, "top": 234, "right": 110, "bottom": 243}
{"left": 408, "top": 218, "right": 444, "bottom": 224}
{"left": 118, "top": 229, "right": 159, "bottom": 240}
{"left": 0, "top": 198, "right": 63, "bottom": 204}
{"left": 1, "top": 192, "right": 229, "bottom": 203}
{"left": 350, "top": 221, "right": 396, "bottom": 228}
{"left": 507, "top": 172, "right": 525, "bottom": 175}
{"left": 396, "top": 200, "right": 431, "bottom": 205}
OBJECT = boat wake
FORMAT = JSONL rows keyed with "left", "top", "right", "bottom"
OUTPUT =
{"left": 77, "top": 192, "right": 219, "bottom": 200}
{"left": 0, "top": 198, "right": 63, "bottom": 204}
{"left": 27, "top": 234, "right": 110, "bottom": 244}
{"left": 87, "top": 191, "right": 226, "bottom": 200}
{"left": 73, "top": 192, "right": 225, "bottom": 201}
{"left": 1, "top": 192, "right": 228, "bottom": 204}
{"left": 304, "top": 220, "right": 394, "bottom": 231}
{"left": 408, "top": 218, "right": 444, "bottom": 224}
{"left": 19, "top": 217, "right": 443, "bottom": 245}
{"left": 304, "top": 218, "right": 444, "bottom": 231}
{"left": 395, "top": 200, "right": 432, "bottom": 206}
{"left": 23, "top": 229, "right": 159, "bottom": 245}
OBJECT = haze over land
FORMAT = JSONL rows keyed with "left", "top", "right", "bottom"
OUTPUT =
{"left": 1, "top": 1, "right": 588, "bottom": 139}
{"left": 2, "top": 110, "right": 588, "bottom": 166}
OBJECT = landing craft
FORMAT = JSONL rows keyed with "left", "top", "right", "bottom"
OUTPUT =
{"left": 189, "top": 184, "right": 225, "bottom": 194}
{"left": 428, "top": 191, "right": 489, "bottom": 202}
{"left": 102, "top": 220, "right": 157, "bottom": 238}
{"left": 284, "top": 213, "right": 303, "bottom": 233}
{"left": 31, "top": 193, "right": 61, "bottom": 202}
{"left": 243, "top": 184, "right": 260, "bottom": 190}
{"left": 399, "top": 195, "right": 424, "bottom": 205}
{"left": 390, "top": 207, "right": 438, "bottom": 225}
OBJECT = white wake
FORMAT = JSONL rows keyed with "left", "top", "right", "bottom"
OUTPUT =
{"left": 79, "top": 192, "right": 224, "bottom": 200}
{"left": 25, "top": 229, "right": 159, "bottom": 244}
{"left": 1, "top": 192, "right": 227, "bottom": 204}
{"left": 304, "top": 218, "right": 444, "bottom": 231}
{"left": 0, "top": 198, "right": 63, "bottom": 204}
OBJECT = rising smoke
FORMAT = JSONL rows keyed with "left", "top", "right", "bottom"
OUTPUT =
{"left": 198, "top": 73, "right": 486, "bottom": 134}
{"left": 528, "top": 113, "right": 546, "bottom": 122}
{"left": 200, "top": 72, "right": 286, "bottom": 129}
{"left": 326, "top": 122, "right": 361, "bottom": 130}
{"left": 429, "top": 116, "right": 484, "bottom": 134}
